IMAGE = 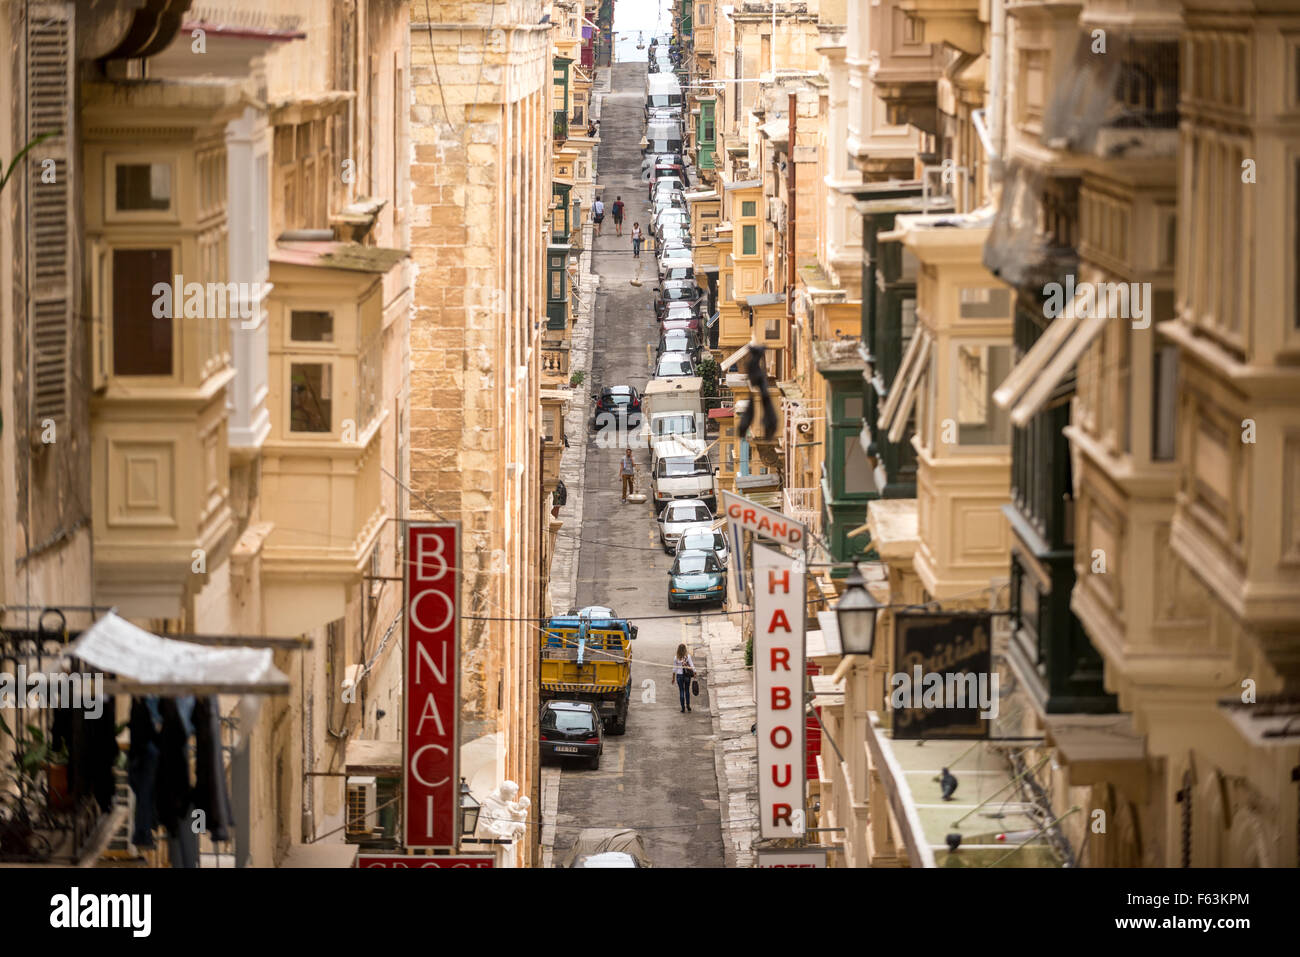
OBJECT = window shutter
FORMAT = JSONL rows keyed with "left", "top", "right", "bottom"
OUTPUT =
{"left": 26, "top": 2, "right": 74, "bottom": 423}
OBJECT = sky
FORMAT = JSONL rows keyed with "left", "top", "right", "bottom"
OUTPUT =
{"left": 611, "top": 0, "right": 672, "bottom": 62}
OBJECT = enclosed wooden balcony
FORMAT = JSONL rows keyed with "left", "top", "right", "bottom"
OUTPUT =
{"left": 258, "top": 240, "right": 406, "bottom": 636}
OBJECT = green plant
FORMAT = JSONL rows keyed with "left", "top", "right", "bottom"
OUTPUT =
{"left": 570, "top": 369, "right": 586, "bottom": 387}
{"left": 0, "top": 131, "right": 57, "bottom": 195}
{"left": 744, "top": 634, "right": 753, "bottom": 668}
{"left": 697, "top": 354, "right": 719, "bottom": 400}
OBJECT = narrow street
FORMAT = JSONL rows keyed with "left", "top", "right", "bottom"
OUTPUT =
{"left": 548, "top": 61, "right": 725, "bottom": 868}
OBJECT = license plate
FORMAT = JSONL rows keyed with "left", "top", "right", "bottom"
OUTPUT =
{"left": 689, "top": 594, "right": 707, "bottom": 600}
{"left": 554, "top": 745, "right": 579, "bottom": 753}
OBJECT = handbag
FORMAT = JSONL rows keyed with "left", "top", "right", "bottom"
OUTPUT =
{"left": 692, "top": 678, "right": 700, "bottom": 697}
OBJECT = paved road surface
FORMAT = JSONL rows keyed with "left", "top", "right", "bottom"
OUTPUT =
{"left": 550, "top": 62, "right": 724, "bottom": 869}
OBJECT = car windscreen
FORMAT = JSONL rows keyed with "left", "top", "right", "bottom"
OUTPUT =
{"left": 660, "top": 334, "right": 692, "bottom": 351}
{"left": 653, "top": 415, "right": 697, "bottom": 436}
{"left": 664, "top": 267, "right": 692, "bottom": 281}
{"left": 608, "top": 393, "right": 632, "bottom": 405}
{"left": 663, "top": 286, "right": 698, "bottom": 300}
{"left": 657, "top": 357, "right": 693, "bottom": 376}
{"left": 648, "top": 94, "right": 681, "bottom": 107}
{"left": 541, "top": 708, "right": 594, "bottom": 732}
{"left": 675, "top": 553, "right": 720, "bottom": 574}
{"left": 657, "top": 456, "right": 710, "bottom": 477}
{"left": 667, "top": 505, "right": 713, "bottom": 524}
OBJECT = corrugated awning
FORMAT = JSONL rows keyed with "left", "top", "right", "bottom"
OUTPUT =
{"left": 69, "top": 612, "right": 291, "bottom": 695}
{"left": 708, "top": 406, "right": 735, "bottom": 419}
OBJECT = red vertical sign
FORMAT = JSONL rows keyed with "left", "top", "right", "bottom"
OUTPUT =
{"left": 404, "top": 523, "right": 460, "bottom": 849}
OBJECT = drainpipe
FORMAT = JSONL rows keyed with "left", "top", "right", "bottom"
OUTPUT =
{"left": 787, "top": 90, "right": 796, "bottom": 319}
{"left": 988, "top": 0, "right": 1007, "bottom": 191}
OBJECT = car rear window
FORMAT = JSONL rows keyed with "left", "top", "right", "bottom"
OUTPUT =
{"left": 653, "top": 414, "right": 697, "bottom": 437}
{"left": 542, "top": 708, "right": 594, "bottom": 732}
{"left": 675, "top": 553, "right": 720, "bottom": 574}
{"left": 657, "top": 357, "right": 693, "bottom": 376}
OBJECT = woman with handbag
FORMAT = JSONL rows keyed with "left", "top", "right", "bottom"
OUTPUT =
{"left": 673, "top": 643, "right": 696, "bottom": 714}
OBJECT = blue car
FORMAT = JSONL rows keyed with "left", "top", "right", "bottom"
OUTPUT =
{"left": 667, "top": 549, "right": 726, "bottom": 609}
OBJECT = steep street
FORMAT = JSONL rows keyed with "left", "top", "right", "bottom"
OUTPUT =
{"left": 547, "top": 61, "right": 724, "bottom": 869}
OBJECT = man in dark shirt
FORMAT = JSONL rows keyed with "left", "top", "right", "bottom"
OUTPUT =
{"left": 612, "top": 196, "right": 625, "bottom": 236}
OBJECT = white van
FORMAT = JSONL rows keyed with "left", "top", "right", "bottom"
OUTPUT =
{"left": 650, "top": 439, "right": 717, "bottom": 514}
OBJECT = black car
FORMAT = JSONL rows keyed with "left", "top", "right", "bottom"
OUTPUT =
{"left": 590, "top": 385, "right": 642, "bottom": 430}
{"left": 540, "top": 700, "right": 604, "bottom": 769}
{"left": 654, "top": 280, "right": 703, "bottom": 317}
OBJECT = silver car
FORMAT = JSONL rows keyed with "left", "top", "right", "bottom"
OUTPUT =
{"left": 674, "top": 523, "right": 729, "bottom": 567}
{"left": 658, "top": 499, "right": 714, "bottom": 554}
{"left": 654, "top": 351, "right": 695, "bottom": 378}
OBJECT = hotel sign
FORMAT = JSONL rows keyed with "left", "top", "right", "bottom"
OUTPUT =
{"left": 891, "top": 612, "right": 994, "bottom": 740}
{"left": 753, "top": 544, "right": 806, "bottom": 839}
{"left": 357, "top": 854, "right": 493, "bottom": 869}
{"left": 404, "top": 523, "right": 461, "bottom": 849}
{"left": 756, "top": 848, "right": 827, "bottom": 868}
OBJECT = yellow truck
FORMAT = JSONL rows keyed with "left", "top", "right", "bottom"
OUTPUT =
{"left": 540, "top": 611, "right": 636, "bottom": 734}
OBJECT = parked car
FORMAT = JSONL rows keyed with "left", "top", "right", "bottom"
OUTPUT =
{"left": 655, "top": 280, "right": 703, "bottom": 317}
{"left": 659, "top": 303, "right": 705, "bottom": 333}
{"left": 562, "top": 828, "right": 651, "bottom": 868}
{"left": 539, "top": 700, "right": 604, "bottom": 769}
{"left": 589, "top": 385, "right": 642, "bottom": 431}
{"left": 659, "top": 259, "right": 694, "bottom": 284}
{"left": 675, "top": 523, "right": 729, "bottom": 567}
{"left": 657, "top": 329, "right": 699, "bottom": 362}
{"left": 667, "top": 549, "right": 727, "bottom": 607}
{"left": 652, "top": 452, "right": 717, "bottom": 513}
{"left": 657, "top": 242, "right": 691, "bottom": 263}
{"left": 658, "top": 498, "right": 714, "bottom": 553}
{"left": 654, "top": 351, "right": 695, "bottom": 379}
{"left": 652, "top": 207, "right": 690, "bottom": 232}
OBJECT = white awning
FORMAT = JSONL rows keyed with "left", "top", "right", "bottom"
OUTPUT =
{"left": 69, "top": 612, "right": 291, "bottom": 695}
{"left": 721, "top": 342, "right": 752, "bottom": 371}
{"left": 993, "top": 289, "right": 1109, "bottom": 427}
{"left": 880, "top": 329, "right": 932, "bottom": 444}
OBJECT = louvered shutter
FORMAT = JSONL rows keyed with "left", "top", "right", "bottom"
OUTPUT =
{"left": 26, "top": 2, "right": 74, "bottom": 422}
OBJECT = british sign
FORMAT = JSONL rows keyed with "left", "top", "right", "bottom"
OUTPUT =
{"left": 753, "top": 543, "right": 806, "bottom": 839}
{"left": 891, "top": 612, "right": 995, "bottom": 740}
{"left": 357, "top": 854, "right": 493, "bottom": 869}
{"left": 404, "top": 523, "right": 461, "bottom": 849}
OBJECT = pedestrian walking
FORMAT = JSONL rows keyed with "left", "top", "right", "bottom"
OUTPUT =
{"left": 673, "top": 644, "right": 696, "bottom": 713}
{"left": 631, "top": 222, "right": 643, "bottom": 258}
{"left": 619, "top": 447, "right": 636, "bottom": 501}
{"left": 593, "top": 197, "right": 605, "bottom": 237}
{"left": 612, "top": 196, "right": 625, "bottom": 236}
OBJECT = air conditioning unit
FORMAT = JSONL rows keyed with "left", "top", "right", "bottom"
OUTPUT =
{"left": 346, "top": 776, "right": 377, "bottom": 840}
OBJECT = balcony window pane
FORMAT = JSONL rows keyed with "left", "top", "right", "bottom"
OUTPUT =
{"left": 112, "top": 248, "right": 173, "bottom": 376}
{"left": 115, "top": 163, "right": 171, "bottom": 211}
{"left": 843, "top": 431, "right": 875, "bottom": 494}
{"left": 291, "top": 310, "right": 334, "bottom": 342}
{"left": 1152, "top": 345, "right": 1178, "bottom": 461}
{"left": 842, "top": 395, "right": 863, "bottom": 421}
{"left": 290, "top": 362, "right": 333, "bottom": 432}
{"left": 958, "top": 286, "right": 1011, "bottom": 319}
{"left": 742, "top": 225, "right": 756, "bottom": 255}
{"left": 742, "top": 201, "right": 756, "bottom": 217}
{"left": 765, "top": 318, "right": 780, "bottom": 340}
{"left": 954, "top": 344, "right": 1012, "bottom": 445}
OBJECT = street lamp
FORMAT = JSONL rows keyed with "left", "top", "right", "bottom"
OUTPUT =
{"left": 459, "top": 778, "right": 480, "bottom": 837}
{"left": 835, "top": 563, "right": 881, "bottom": 657}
